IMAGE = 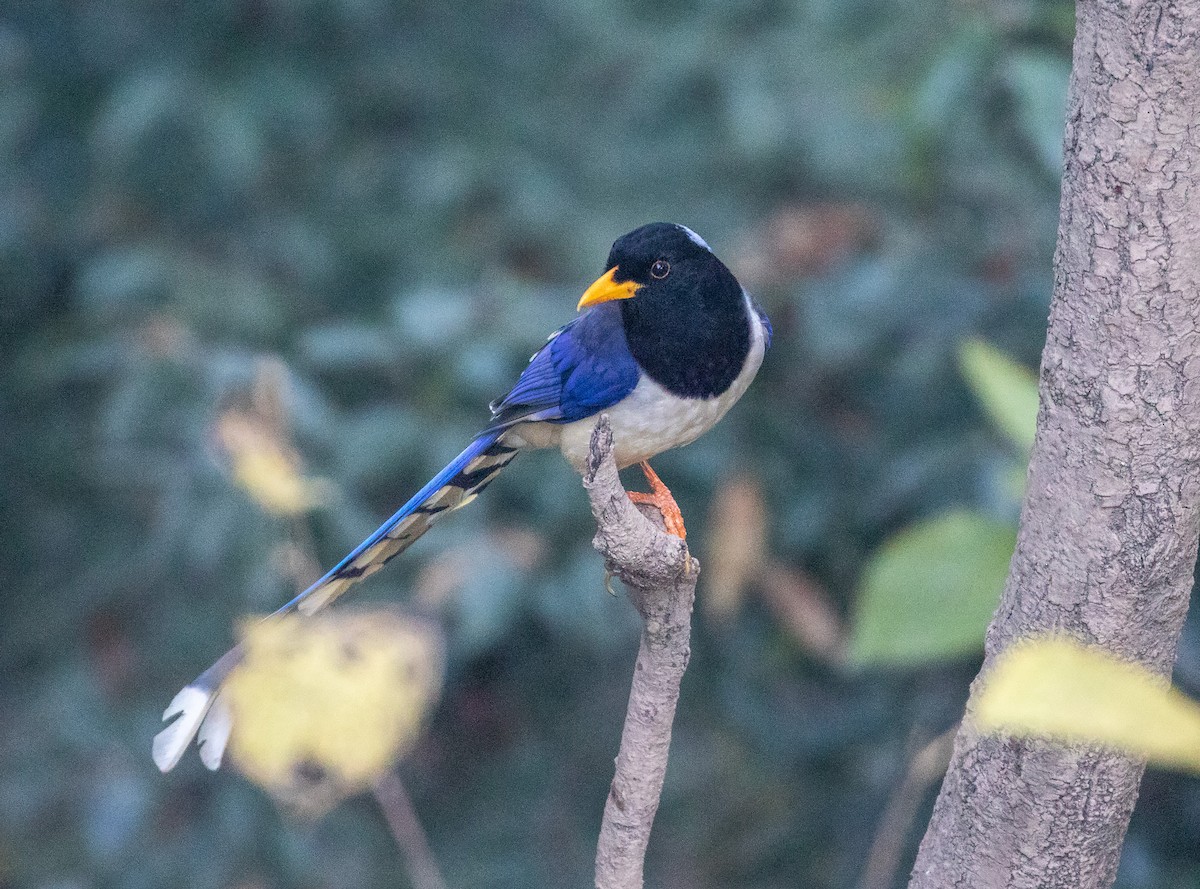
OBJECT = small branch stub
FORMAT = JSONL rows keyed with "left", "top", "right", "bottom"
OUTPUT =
{"left": 584, "top": 416, "right": 700, "bottom": 889}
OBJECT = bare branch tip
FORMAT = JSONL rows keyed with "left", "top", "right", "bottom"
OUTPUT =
{"left": 585, "top": 414, "right": 615, "bottom": 484}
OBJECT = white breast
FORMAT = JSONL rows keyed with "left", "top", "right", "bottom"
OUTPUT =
{"left": 513, "top": 292, "right": 768, "bottom": 471}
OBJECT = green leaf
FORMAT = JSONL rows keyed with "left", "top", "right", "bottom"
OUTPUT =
{"left": 958, "top": 338, "right": 1039, "bottom": 453}
{"left": 850, "top": 510, "right": 1016, "bottom": 667}
{"left": 976, "top": 636, "right": 1200, "bottom": 772}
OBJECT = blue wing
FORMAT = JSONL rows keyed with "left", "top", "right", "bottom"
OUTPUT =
{"left": 489, "top": 302, "right": 641, "bottom": 428}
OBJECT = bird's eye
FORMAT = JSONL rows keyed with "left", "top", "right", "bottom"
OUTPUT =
{"left": 650, "top": 259, "right": 670, "bottom": 279}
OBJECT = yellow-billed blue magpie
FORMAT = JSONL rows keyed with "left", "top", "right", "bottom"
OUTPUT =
{"left": 154, "top": 222, "right": 771, "bottom": 772}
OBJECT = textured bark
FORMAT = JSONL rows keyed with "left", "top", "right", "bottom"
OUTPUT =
{"left": 584, "top": 416, "right": 699, "bottom": 889}
{"left": 910, "top": 4, "right": 1200, "bottom": 888}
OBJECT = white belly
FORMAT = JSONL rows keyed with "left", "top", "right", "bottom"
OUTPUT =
{"left": 511, "top": 294, "right": 767, "bottom": 471}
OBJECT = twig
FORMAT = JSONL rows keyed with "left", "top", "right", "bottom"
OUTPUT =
{"left": 374, "top": 770, "right": 449, "bottom": 889}
{"left": 858, "top": 726, "right": 956, "bottom": 889}
{"left": 583, "top": 416, "right": 700, "bottom": 889}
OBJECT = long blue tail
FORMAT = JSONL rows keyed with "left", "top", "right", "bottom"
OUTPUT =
{"left": 153, "top": 428, "right": 519, "bottom": 772}
{"left": 276, "top": 428, "right": 516, "bottom": 616}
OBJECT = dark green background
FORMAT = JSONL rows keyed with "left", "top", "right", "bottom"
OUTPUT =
{"left": 4, "top": 1, "right": 1200, "bottom": 887}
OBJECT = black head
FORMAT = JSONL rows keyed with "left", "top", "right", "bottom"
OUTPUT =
{"left": 577, "top": 222, "right": 751, "bottom": 399}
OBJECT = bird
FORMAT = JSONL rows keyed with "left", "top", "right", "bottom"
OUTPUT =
{"left": 153, "top": 221, "right": 771, "bottom": 772}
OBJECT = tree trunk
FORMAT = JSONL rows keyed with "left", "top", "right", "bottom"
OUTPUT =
{"left": 909, "top": 4, "right": 1200, "bottom": 888}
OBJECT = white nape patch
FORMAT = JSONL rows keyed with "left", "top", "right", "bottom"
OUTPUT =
{"left": 676, "top": 224, "right": 712, "bottom": 252}
{"left": 153, "top": 686, "right": 217, "bottom": 772}
{"left": 197, "top": 692, "right": 234, "bottom": 770}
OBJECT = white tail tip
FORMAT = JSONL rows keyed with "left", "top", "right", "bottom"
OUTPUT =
{"left": 152, "top": 686, "right": 217, "bottom": 773}
{"left": 196, "top": 692, "right": 233, "bottom": 771}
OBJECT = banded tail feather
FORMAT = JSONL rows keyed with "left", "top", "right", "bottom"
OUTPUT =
{"left": 152, "top": 428, "right": 520, "bottom": 773}
{"left": 279, "top": 429, "right": 519, "bottom": 616}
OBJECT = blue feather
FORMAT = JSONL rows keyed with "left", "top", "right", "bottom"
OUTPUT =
{"left": 274, "top": 428, "right": 513, "bottom": 616}
{"left": 489, "top": 303, "right": 640, "bottom": 426}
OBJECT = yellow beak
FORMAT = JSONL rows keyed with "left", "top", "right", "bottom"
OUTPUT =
{"left": 577, "top": 267, "right": 642, "bottom": 311}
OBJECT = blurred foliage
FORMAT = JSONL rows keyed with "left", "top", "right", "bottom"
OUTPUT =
{"left": 6, "top": 1, "right": 1200, "bottom": 888}
{"left": 848, "top": 340, "right": 1034, "bottom": 667}
{"left": 957, "top": 338, "right": 1040, "bottom": 455}
{"left": 976, "top": 637, "right": 1200, "bottom": 774}
{"left": 214, "top": 359, "right": 334, "bottom": 518}
{"left": 849, "top": 510, "right": 1017, "bottom": 667}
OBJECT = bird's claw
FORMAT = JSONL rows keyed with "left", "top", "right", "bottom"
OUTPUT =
{"left": 628, "top": 461, "right": 687, "bottom": 540}
{"left": 627, "top": 461, "right": 693, "bottom": 575}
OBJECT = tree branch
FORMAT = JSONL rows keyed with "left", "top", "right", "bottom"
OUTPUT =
{"left": 374, "top": 770, "right": 448, "bottom": 889}
{"left": 583, "top": 416, "right": 699, "bottom": 889}
{"left": 910, "top": 4, "right": 1200, "bottom": 887}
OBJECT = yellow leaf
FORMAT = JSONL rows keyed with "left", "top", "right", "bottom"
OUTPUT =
{"left": 223, "top": 610, "right": 443, "bottom": 815}
{"left": 216, "top": 409, "right": 329, "bottom": 516}
{"left": 974, "top": 636, "right": 1200, "bottom": 771}
{"left": 230, "top": 446, "right": 325, "bottom": 516}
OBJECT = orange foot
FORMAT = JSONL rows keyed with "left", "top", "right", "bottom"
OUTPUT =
{"left": 627, "top": 461, "right": 687, "bottom": 539}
